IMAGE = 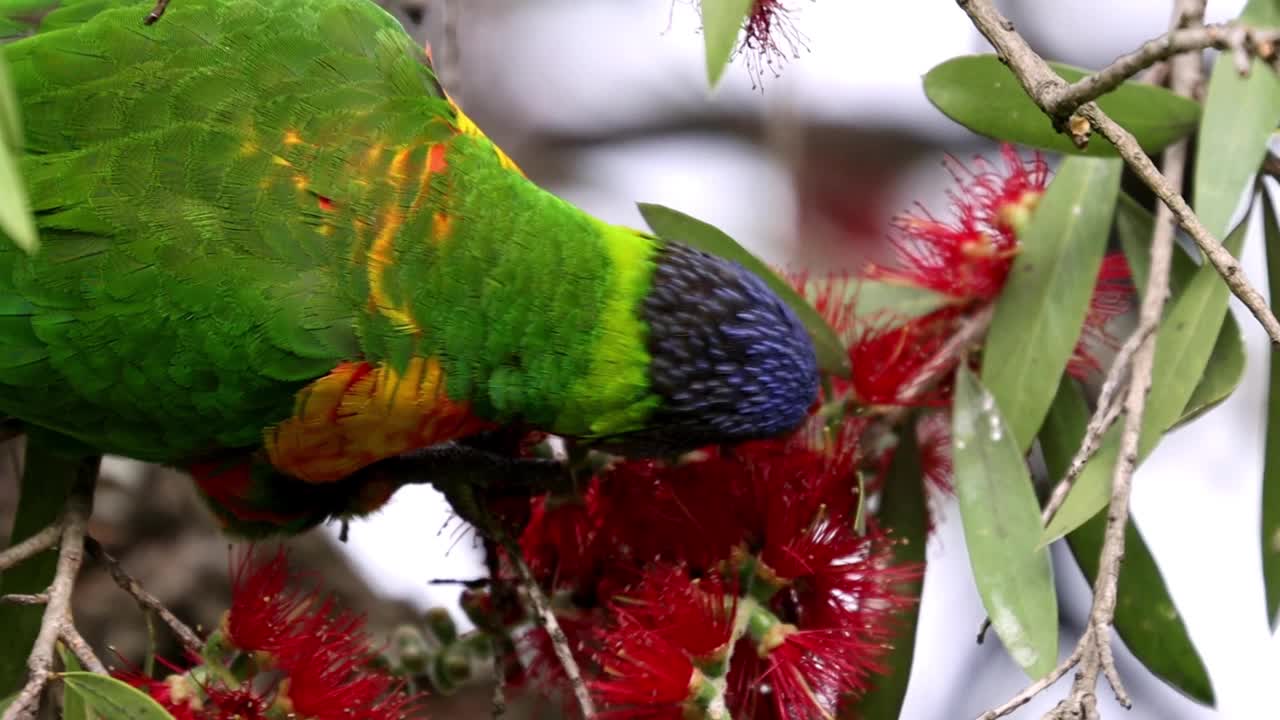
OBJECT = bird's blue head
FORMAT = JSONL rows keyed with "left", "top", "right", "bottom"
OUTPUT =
{"left": 637, "top": 241, "right": 820, "bottom": 448}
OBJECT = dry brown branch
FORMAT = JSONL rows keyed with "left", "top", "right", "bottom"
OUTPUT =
{"left": 977, "top": 632, "right": 1090, "bottom": 720}
{"left": 897, "top": 304, "right": 995, "bottom": 403}
{"left": 1051, "top": 22, "right": 1280, "bottom": 111}
{"left": 59, "top": 626, "right": 107, "bottom": 675}
{"left": 84, "top": 538, "right": 203, "bottom": 656}
{"left": 1040, "top": 326, "right": 1148, "bottom": 525}
{"left": 0, "top": 525, "right": 61, "bottom": 573}
{"left": 956, "top": 0, "right": 1280, "bottom": 347}
{"left": 961, "top": 0, "right": 1207, "bottom": 716}
{"left": 1, "top": 460, "right": 97, "bottom": 720}
{"left": 0, "top": 594, "right": 47, "bottom": 606}
{"left": 492, "top": 527, "right": 596, "bottom": 720}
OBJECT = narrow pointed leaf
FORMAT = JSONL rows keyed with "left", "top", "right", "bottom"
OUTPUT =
{"left": 638, "top": 202, "right": 850, "bottom": 377}
{"left": 852, "top": 419, "right": 928, "bottom": 718}
{"left": 952, "top": 367, "right": 1057, "bottom": 678}
{"left": 1042, "top": 216, "right": 1248, "bottom": 544}
{"left": 983, "top": 156, "right": 1121, "bottom": 451}
{"left": 1260, "top": 186, "right": 1280, "bottom": 627}
{"left": 60, "top": 672, "right": 177, "bottom": 720}
{"left": 1193, "top": 0, "right": 1280, "bottom": 240}
{"left": 924, "top": 55, "right": 1200, "bottom": 157}
{"left": 700, "top": 0, "right": 752, "bottom": 88}
{"left": 1178, "top": 311, "right": 1244, "bottom": 425}
{"left": 1115, "top": 195, "right": 1248, "bottom": 426}
{"left": 59, "top": 644, "right": 89, "bottom": 720}
{"left": 1042, "top": 380, "right": 1214, "bottom": 705}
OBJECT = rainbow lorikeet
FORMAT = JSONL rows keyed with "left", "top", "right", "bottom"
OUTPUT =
{"left": 0, "top": 0, "right": 819, "bottom": 535}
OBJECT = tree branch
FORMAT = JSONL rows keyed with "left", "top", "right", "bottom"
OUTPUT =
{"left": 0, "top": 525, "right": 61, "bottom": 573}
{"left": 0, "top": 594, "right": 47, "bottom": 606}
{"left": 977, "top": 632, "right": 1089, "bottom": 720}
{"left": 492, "top": 528, "right": 596, "bottom": 720}
{"left": 1040, "top": 327, "right": 1148, "bottom": 525}
{"left": 1, "top": 458, "right": 97, "bottom": 720}
{"left": 956, "top": 0, "right": 1280, "bottom": 346}
{"left": 84, "top": 538, "right": 204, "bottom": 656}
{"left": 965, "top": 0, "right": 1206, "bottom": 715}
{"left": 1053, "top": 22, "right": 1280, "bottom": 111}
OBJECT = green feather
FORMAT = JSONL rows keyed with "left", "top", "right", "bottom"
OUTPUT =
{"left": 0, "top": 0, "right": 663, "bottom": 469}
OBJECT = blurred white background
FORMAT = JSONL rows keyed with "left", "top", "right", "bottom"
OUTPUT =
{"left": 330, "top": 1, "right": 1279, "bottom": 717}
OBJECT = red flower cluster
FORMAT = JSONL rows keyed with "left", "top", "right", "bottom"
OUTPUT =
{"left": 496, "top": 421, "right": 918, "bottom": 719}
{"left": 121, "top": 549, "right": 420, "bottom": 720}
{"left": 800, "top": 144, "right": 1133, "bottom": 505}
{"left": 737, "top": 0, "right": 809, "bottom": 83}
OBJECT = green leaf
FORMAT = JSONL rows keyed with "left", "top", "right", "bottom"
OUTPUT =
{"left": 1114, "top": 194, "right": 1197, "bottom": 294}
{"left": 638, "top": 202, "right": 850, "bottom": 377}
{"left": 699, "top": 0, "right": 752, "bottom": 88}
{"left": 854, "top": 418, "right": 929, "bottom": 718}
{"left": 1260, "top": 185, "right": 1280, "bottom": 627}
{"left": 60, "top": 673, "right": 177, "bottom": 720}
{"left": 983, "top": 155, "right": 1122, "bottom": 451}
{"left": 923, "top": 55, "right": 1201, "bottom": 157}
{"left": 0, "top": 445, "right": 86, "bottom": 695}
{"left": 0, "top": 59, "right": 36, "bottom": 255}
{"left": 0, "top": 692, "right": 14, "bottom": 713}
{"left": 1115, "top": 194, "right": 1247, "bottom": 427}
{"left": 1193, "top": 0, "right": 1280, "bottom": 240}
{"left": 1042, "top": 215, "right": 1249, "bottom": 544}
{"left": 1042, "top": 379, "right": 1215, "bottom": 705}
{"left": 952, "top": 366, "right": 1057, "bottom": 679}
{"left": 59, "top": 644, "right": 89, "bottom": 720}
{"left": 1178, "top": 310, "right": 1244, "bottom": 426}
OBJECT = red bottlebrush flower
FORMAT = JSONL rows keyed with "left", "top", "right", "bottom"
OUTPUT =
{"left": 844, "top": 308, "right": 963, "bottom": 406}
{"left": 866, "top": 145, "right": 1048, "bottom": 303}
{"left": 1068, "top": 252, "right": 1136, "bottom": 382}
{"left": 116, "top": 672, "right": 203, "bottom": 720}
{"left": 606, "top": 567, "right": 737, "bottom": 662}
{"left": 735, "top": 0, "right": 810, "bottom": 85}
{"left": 591, "top": 628, "right": 700, "bottom": 719}
{"left": 916, "top": 410, "right": 954, "bottom": 495}
{"left": 763, "top": 511, "right": 917, "bottom": 632}
{"left": 271, "top": 600, "right": 412, "bottom": 720}
{"left": 202, "top": 684, "right": 272, "bottom": 720}
{"left": 761, "top": 627, "right": 887, "bottom": 719}
{"left": 224, "top": 546, "right": 311, "bottom": 654}
{"left": 520, "top": 481, "right": 603, "bottom": 589}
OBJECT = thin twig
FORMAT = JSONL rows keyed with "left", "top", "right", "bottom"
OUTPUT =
{"left": 962, "top": 0, "right": 1205, "bottom": 715}
{"left": 491, "top": 528, "right": 596, "bottom": 720}
{"left": 897, "top": 304, "right": 995, "bottom": 404}
{"left": 1040, "top": 327, "right": 1148, "bottom": 525}
{"left": 0, "top": 524, "right": 62, "bottom": 573}
{"left": 1051, "top": 22, "right": 1280, "bottom": 111}
{"left": 85, "top": 538, "right": 203, "bottom": 655}
{"left": 59, "top": 625, "right": 107, "bottom": 675}
{"left": 2, "top": 460, "right": 97, "bottom": 720}
{"left": 977, "top": 631, "right": 1090, "bottom": 720}
{"left": 956, "top": 0, "right": 1280, "bottom": 347}
{"left": 491, "top": 647, "right": 507, "bottom": 719}
{"left": 0, "top": 594, "right": 48, "bottom": 606}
